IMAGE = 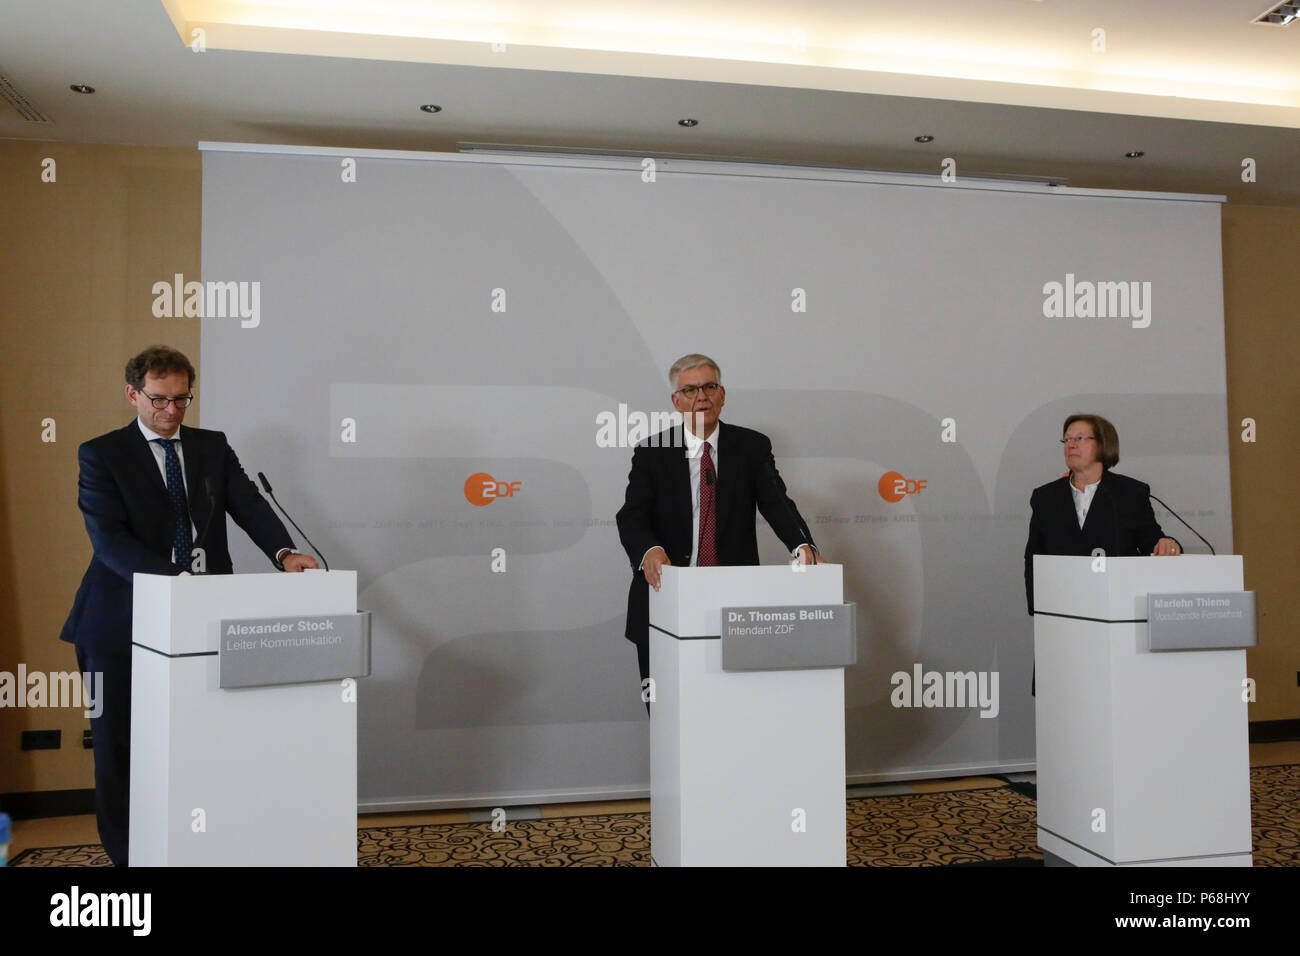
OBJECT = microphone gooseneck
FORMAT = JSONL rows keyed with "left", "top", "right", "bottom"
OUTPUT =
{"left": 1149, "top": 492, "right": 1216, "bottom": 555}
{"left": 189, "top": 476, "right": 218, "bottom": 573}
{"left": 257, "top": 471, "right": 331, "bottom": 571}
{"left": 763, "top": 458, "right": 816, "bottom": 554}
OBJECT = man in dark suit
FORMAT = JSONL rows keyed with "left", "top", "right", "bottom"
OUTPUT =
{"left": 1024, "top": 412, "right": 1180, "bottom": 615}
{"left": 616, "top": 354, "right": 822, "bottom": 694}
{"left": 60, "top": 345, "right": 317, "bottom": 865}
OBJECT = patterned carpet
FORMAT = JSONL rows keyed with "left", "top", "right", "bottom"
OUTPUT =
{"left": 12, "top": 764, "right": 1299, "bottom": 867}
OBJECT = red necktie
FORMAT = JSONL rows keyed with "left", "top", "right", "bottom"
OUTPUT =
{"left": 697, "top": 441, "right": 718, "bottom": 566}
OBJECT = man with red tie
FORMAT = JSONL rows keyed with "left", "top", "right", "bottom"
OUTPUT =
{"left": 616, "top": 354, "right": 822, "bottom": 696}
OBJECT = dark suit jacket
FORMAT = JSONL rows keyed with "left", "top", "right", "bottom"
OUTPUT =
{"left": 1023, "top": 469, "right": 1175, "bottom": 614}
{"left": 60, "top": 421, "right": 295, "bottom": 654}
{"left": 615, "top": 422, "right": 816, "bottom": 646}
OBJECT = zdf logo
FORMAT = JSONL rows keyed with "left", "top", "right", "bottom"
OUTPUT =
{"left": 878, "top": 471, "right": 927, "bottom": 503}
{"left": 464, "top": 472, "right": 522, "bottom": 507}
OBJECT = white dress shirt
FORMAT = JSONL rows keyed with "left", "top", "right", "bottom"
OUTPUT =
{"left": 138, "top": 419, "right": 188, "bottom": 492}
{"left": 1070, "top": 476, "right": 1100, "bottom": 529}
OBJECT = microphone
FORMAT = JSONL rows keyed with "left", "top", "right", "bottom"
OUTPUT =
{"left": 1110, "top": 483, "right": 1119, "bottom": 560}
{"left": 762, "top": 459, "right": 817, "bottom": 557}
{"left": 189, "top": 477, "right": 218, "bottom": 573}
{"left": 1149, "top": 493, "right": 1215, "bottom": 555}
{"left": 257, "top": 471, "right": 330, "bottom": 571}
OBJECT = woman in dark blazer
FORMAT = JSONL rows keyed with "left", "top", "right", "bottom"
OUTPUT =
{"left": 1024, "top": 413, "right": 1181, "bottom": 616}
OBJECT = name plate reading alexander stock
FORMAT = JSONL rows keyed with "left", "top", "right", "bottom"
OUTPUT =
{"left": 721, "top": 604, "right": 857, "bottom": 671}
{"left": 1147, "top": 592, "right": 1256, "bottom": 651}
{"left": 219, "top": 612, "right": 372, "bottom": 689}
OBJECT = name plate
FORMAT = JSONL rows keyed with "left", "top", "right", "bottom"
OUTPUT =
{"left": 1147, "top": 592, "right": 1256, "bottom": 651}
{"left": 219, "top": 612, "right": 372, "bottom": 688}
{"left": 721, "top": 603, "right": 857, "bottom": 671}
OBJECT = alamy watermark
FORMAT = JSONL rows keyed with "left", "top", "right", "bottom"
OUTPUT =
{"left": 151, "top": 273, "right": 261, "bottom": 328}
{"left": 1042, "top": 273, "right": 1151, "bottom": 328}
{"left": 49, "top": 886, "right": 150, "bottom": 935}
{"left": 890, "top": 663, "right": 999, "bottom": 718}
{"left": 0, "top": 666, "right": 102, "bottom": 718}
{"left": 595, "top": 405, "right": 686, "bottom": 448}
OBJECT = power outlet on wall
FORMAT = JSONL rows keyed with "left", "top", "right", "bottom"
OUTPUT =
{"left": 21, "top": 729, "right": 61, "bottom": 750}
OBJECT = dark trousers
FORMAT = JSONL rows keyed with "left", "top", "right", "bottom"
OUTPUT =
{"left": 635, "top": 639, "right": 650, "bottom": 717}
{"left": 75, "top": 646, "right": 131, "bottom": 866}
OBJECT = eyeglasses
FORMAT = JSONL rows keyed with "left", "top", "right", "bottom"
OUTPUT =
{"left": 1060, "top": 435, "right": 1096, "bottom": 445}
{"left": 674, "top": 383, "right": 722, "bottom": 398}
{"left": 139, "top": 389, "right": 194, "bottom": 409}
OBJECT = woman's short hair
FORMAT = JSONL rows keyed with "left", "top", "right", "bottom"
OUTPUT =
{"left": 1063, "top": 413, "right": 1119, "bottom": 469}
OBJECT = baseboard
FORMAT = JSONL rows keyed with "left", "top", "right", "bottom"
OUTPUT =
{"left": 1249, "top": 719, "right": 1300, "bottom": 743}
{"left": 0, "top": 788, "right": 94, "bottom": 820}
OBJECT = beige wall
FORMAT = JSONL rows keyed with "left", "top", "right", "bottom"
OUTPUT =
{"left": 1222, "top": 205, "right": 1300, "bottom": 723}
{"left": 1, "top": 140, "right": 1295, "bottom": 797}
{"left": 0, "top": 141, "right": 200, "bottom": 793}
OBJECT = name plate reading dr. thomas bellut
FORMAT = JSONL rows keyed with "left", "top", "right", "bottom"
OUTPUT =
{"left": 1147, "top": 592, "right": 1256, "bottom": 651}
{"left": 721, "top": 604, "right": 856, "bottom": 671}
{"left": 219, "top": 612, "right": 372, "bottom": 689}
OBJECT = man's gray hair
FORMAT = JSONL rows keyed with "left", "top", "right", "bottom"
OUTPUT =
{"left": 668, "top": 353, "right": 722, "bottom": 389}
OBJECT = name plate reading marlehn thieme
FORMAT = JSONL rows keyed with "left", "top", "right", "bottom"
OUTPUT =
{"left": 219, "top": 612, "right": 372, "bottom": 688}
{"left": 1147, "top": 592, "right": 1256, "bottom": 651}
{"left": 721, "top": 604, "right": 856, "bottom": 671}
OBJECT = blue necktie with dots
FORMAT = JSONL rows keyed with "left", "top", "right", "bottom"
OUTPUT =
{"left": 154, "top": 438, "right": 191, "bottom": 570}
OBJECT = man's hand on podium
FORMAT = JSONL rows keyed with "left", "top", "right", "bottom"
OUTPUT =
{"left": 796, "top": 545, "right": 824, "bottom": 565}
{"left": 643, "top": 547, "right": 670, "bottom": 591}
{"left": 282, "top": 553, "right": 319, "bottom": 572}
{"left": 644, "top": 544, "right": 822, "bottom": 589}
{"left": 1151, "top": 537, "right": 1181, "bottom": 556}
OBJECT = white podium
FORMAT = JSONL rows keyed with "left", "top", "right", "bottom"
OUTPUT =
{"left": 130, "top": 571, "right": 359, "bottom": 866}
{"left": 649, "top": 565, "right": 847, "bottom": 867}
{"left": 1033, "top": 555, "right": 1252, "bottom": 867}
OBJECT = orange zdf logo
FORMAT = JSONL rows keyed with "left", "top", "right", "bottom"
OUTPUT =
{"left": 878, "top": 471, "right": 927, "bottom": 503}
{"left": 464, "top": 472, "right": 522, "bottom": 507}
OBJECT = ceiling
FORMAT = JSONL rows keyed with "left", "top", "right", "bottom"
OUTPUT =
{"left": 1, "top": 0, "right": 1297, "bottom": 204}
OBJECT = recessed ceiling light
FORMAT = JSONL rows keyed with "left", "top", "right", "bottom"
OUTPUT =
{"left": 678, "top": 118, "right": 699, "bottom": 127}
{"left": 914, "top": 135, "right": 935, "bottom": 143}
{"left": 419, "top": 104, "right": 442, "bottom": 113}
{"left": 69, "top": 84, "right": 94, "bottom": 94}
{"left": 1253, "top": 2, "right": 1298, "bottom": 26}
{"left": 1125, "top": 150, "right": 1145, "bottom": 158}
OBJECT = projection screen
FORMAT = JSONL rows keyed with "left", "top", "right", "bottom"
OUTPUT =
{"left": 199, "top": 143, "right": 1230, "bottom": 809}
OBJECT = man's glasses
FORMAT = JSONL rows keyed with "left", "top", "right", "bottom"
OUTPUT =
{"left": 139, "top": 390, "right": 194, "bottom": 409}
{"left": 674, "top": 383, "right": 722, "bottom": 398}
{"left": 1059, "top": 435, "right": 1096, "bottom": 445}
